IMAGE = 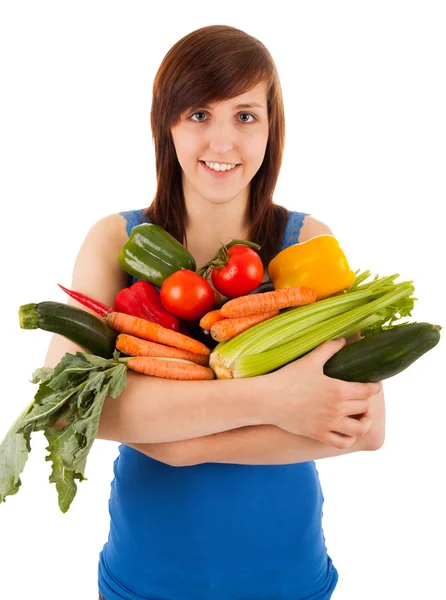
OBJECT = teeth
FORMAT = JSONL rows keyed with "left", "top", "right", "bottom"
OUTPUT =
{"left": 204, "top": 161, "right": 238, "bottom": 172}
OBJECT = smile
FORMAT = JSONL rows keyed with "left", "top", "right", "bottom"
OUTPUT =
{"left": 200, "top": 161, "right": 241, "bottom": 178}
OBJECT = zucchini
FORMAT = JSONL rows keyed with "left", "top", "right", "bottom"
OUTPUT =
{"left": 323, "top": 322, "right": 441, "bottom": 382}
{"left": 19, "top": 301, "right": 118, "bottom": 358}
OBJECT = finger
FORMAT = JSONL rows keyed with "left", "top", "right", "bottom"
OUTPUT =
{"left": 48, "top": 416, "right": 68, "bottom": 430}
{"left": 342, "top": 380, "right": 382, "bottom": 400}
{"left": 335, "top": 415, "right": 372, "bottom": 438}
{"left": 322, "top": 432, "right": 357, "bottom": 450}
{"left": 307, "top": 338, "right": 347, "bottom": 366}
{"left": 351, "top": 412, "right": 373, "bottom": 436}
{"left": 344, "top": 399, "right": 371, "bottom": 416}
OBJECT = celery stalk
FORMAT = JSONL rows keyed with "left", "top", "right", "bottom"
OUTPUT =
{"left": 213, "top": 273, "right": 409, "bottom": 366}
{"left": 214, "top": 286, "right": 376, "bottom": 364}
{"left": 219, "top": 282, "right": 415, "bottom": 378}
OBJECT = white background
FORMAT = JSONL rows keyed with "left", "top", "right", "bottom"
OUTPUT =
{"left": 1, "top": 2, "right": 445, "bottom": 599}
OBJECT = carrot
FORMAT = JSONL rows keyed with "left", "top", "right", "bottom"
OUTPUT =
{"left": 210, "top": 310, "right": 280, "bottom": 342}
{"left": 116, "top": 334, "right": 210, "bottom": 366}
{"left": 105, "top": 311, "right": 210, "bottom": 356}
{"left": 199, "top": 309, "right": 226, "bottom": 330}
{"left": 127, "top": 356, "right": 215, "bottom": 380}
{"left": 220, "top": 287, "right": 317, "bottom": 318}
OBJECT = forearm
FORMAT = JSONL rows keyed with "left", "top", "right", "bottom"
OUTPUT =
{"left": 97, "top": 370, "right": 268, "bottom": 444}
{"left": 128, "top": 425, "right": 361, "bottom": 466}
{"left": 130, "top": 389, "right": 385, "bottom": 466}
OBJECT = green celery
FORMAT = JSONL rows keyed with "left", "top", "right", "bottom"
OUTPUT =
{"left": 229, "top": 282, "right": 415, "bottom": 378}
{"left": 214, "top": 286, "right": 377, "bottom": 363}
{"left": 213, "top": 273, "right": 408, "bottom": 366}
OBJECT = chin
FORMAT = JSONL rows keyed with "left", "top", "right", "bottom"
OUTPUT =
{"left": 202, "top": 192, "right": 241, "bottom": 205}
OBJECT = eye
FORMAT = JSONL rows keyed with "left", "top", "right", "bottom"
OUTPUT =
{"left": 238, "top": 112, "right": 257, "bottom": 124}
{"left": 188, "top": 111, "right": 258, "bottom": 124}
{"left": 189, "top": 111, "right": 208, "bottom": 122}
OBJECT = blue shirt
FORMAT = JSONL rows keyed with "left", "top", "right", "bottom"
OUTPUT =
{"left": 98, "top": 208, "right": 339, "bottom": 600}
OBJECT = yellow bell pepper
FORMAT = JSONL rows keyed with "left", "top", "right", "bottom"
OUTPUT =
{"left": 268, "top": 234, "right": 356, "bottom": 300}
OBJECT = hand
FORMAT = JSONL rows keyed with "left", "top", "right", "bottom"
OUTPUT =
{"left": 262, "top": 338, "right": 381, "bottom": 449}
{"left": 48, "top": 405, "right": 77, "bottom": 430}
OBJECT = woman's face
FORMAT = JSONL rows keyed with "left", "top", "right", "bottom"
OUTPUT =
{"left": 170, "top": 81, "right": 269, "bottom": 206}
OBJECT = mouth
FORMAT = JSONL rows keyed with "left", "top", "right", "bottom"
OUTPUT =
{"left": 199, "top": 161, "right": 241, "bottom": 178}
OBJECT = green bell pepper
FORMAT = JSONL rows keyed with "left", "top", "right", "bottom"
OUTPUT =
{"left": 119, "top": 223, "right": 196, "bottom": 287}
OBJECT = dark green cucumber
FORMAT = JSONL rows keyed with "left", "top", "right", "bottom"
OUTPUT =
{"left": 323, "top": 322, "right": 441, "bottom": 382}
{"left": 19, "top": 301, "right": 118, "bottom": 358}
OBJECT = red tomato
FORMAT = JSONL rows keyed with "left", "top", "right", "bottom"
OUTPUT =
{"left": 160, "top": 269, "right": 215, "bottom": 321}
{"left": 211, "top": 245, "right": 264, "bottom": 298}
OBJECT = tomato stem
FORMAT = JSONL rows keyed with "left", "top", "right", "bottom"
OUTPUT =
{"left": 196, "top": 239, "right": 261, "bottom": 278}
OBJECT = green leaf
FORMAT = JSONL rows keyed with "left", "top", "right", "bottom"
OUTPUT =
{"left": 108, "top": 363, "right": 127, "bottom": 398}
{"left": 61, "top": 386, "right": 109, "bottom": 475}
{"left": 1, "top": 350, "right": 127, "bottom": 512}
{"left": 0, "top": 430, "right": 31, "bottom": 503}
{"left": 82, "top": 353, "right": 116, "bottom": 368}
{"left": 44, "top": 427, "right": 85, "bottom": 513}
{"left": 19, "top": 384, "right": 78, "bottom": 429}
{"left": 76, "top": 371, "right": 106, "bottom": 409}
{"left": 0, "top": 403, "right": 35, "bottom": 503}
{"left": 31, "top": 366, "right": 54, "bottom": 384}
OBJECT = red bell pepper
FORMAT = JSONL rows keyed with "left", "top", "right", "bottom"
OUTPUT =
{"left": 114, "top": 281, "right": 181, "bottom": 331}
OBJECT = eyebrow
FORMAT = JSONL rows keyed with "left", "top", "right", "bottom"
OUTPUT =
{"left": 197, "top": 102, "right": 266, "bottom": 111}
{"left": 234, "top": 102, "right": 265, "bottom": 110}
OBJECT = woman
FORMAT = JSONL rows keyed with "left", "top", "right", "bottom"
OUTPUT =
{"left": 45, "top": 25, "right": 383, "bottom": 600}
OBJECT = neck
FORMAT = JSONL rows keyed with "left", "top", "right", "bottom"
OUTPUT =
{"left": 183, "top": 180, "right": 252, "bottom": 246}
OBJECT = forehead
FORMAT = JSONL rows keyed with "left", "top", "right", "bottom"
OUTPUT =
{"left": 197, "top": 81, "right": 268, "bottom": 111}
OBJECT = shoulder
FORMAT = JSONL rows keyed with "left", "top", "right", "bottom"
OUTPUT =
{"left": 297, "top": 215, "right": 335, "bottom": 243}
{"left": 69, "top": 213, "right": 130, "bottom": 307}
{"left": 73, "top": 212, "right": 129, "bottom": 284}
{"left": 82, "top": 213, "right": 129, "bottom": 251}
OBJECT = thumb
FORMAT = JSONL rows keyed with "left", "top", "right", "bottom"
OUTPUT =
{"left": 308, "top": 337, "right": 347, "bottom": 367}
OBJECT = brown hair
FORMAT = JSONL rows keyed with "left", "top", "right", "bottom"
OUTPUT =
{"left": 146, "top": 24, "right": 289, "bottom": 267}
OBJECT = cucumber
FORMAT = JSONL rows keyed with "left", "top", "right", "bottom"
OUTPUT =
{"left": 323, "top": 322, "right": 441, "bottom": 383}
{"left": 19, "top": 301, "right": 118, "bottom": 358}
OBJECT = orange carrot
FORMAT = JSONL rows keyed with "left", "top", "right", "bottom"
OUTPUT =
{"left": 127, "top": 356, "right": 215, "bottom": 380}
{"left": 116, "top": 334, "right": 210, "bottom": 366}
{"left": 210, "top": 310, "right": 280, "bottom": 342}
{"left": 199, "top": 309, "right": 226, "bottom": 330}
{"left": 220, "top": 287, "right": 317, "bottom": 318}
{"left": 105, "top": 311, "right": 210, "bottom": 356}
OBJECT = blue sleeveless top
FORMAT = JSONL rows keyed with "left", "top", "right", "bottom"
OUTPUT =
{"left": 98, "top": 209, "right": 339, "bottom": 600}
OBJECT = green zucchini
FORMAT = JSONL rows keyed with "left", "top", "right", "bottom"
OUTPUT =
{"left": 19, "top": 301, "right": 118, "bottom": 358}
{"left": 323, "top": 322, "right": 441, "bottom": 382}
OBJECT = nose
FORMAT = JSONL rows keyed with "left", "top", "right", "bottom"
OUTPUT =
{"left": 208, "top": 122, "right": 234, "bottom": 154}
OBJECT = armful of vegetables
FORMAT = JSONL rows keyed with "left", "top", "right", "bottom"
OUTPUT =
{"left": 1, "top": 223, "right": 442, "bottom": 513}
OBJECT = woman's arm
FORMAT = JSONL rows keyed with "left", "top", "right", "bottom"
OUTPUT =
{"left": 45, "top": 215, "right": 267, "bottom": 442}
{"left": 47, "top": 213, "right": 381, "bottom": 449}
{"left": 128, "top": 387, "right": 385, "bottom": 466}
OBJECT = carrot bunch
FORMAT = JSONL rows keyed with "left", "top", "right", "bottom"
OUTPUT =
{"left": 105, "top": 311, "right": 214, "bottom": 380}
{"left": 105, "top": 287, "right": 316, "bottom": 376}
{"left": 200, "top": 287, "right": 316, "bottom": 343}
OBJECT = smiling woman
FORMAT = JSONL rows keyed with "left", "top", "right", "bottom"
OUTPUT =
{"left": 148, "top": 26, "right": 288, "bottom": 265}
{"left": 91, "top": 24, "right": 349, "bottom": 600}
{"left": 26, "top": 23, "right": 386, "bottom": 600}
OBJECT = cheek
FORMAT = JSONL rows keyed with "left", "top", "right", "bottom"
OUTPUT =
{"left": 244, "top": 133, "right": 269, "bottom": 168}
{"left": 172, "top": 135, "right": 201, "bottom": 168}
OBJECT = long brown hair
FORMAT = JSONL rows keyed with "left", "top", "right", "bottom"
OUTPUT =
{"left": 146, "top": 24, "right": 289, "bottom": 267}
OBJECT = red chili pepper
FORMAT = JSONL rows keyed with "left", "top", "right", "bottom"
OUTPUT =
{"left": 57, "top": 284, "right": 112, "bottom": 317}
{"left": 58, "top": 281, "right": 181, "bottom": 332}
{"left": 114, "top": 280, "right": 181, "bottom": 332}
